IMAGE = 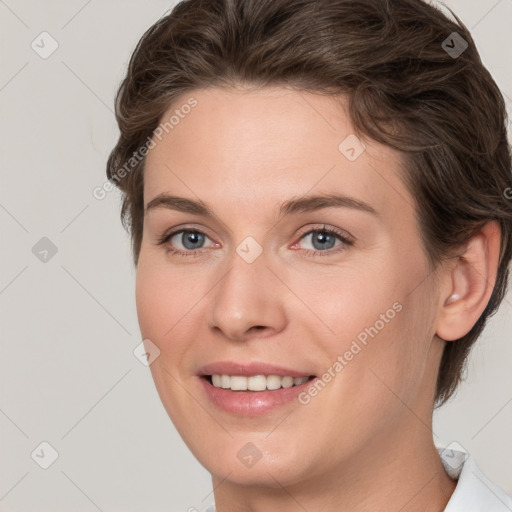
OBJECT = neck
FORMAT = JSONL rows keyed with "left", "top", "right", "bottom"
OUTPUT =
{"left": 211, "top": 416, "right": 456, "bottom": 512}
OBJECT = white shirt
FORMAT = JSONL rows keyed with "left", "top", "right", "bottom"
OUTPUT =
{"left": 440, "top": 448, "right": 512, "bottom": 511}
{"left": 204, "top": 448, "right": 512, "bottom": 511}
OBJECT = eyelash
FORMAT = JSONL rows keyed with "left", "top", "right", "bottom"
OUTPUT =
{"left": 156, "top": 225, "right": 354, "bottom": 258}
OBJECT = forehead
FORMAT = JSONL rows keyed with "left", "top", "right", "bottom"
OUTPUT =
{"left": 143, "top": 86, "right": 413, "bottom": 221}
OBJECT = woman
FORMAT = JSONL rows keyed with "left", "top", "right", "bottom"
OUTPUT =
{"left": 106, "top": 0, "right": 512, "bottom": 510}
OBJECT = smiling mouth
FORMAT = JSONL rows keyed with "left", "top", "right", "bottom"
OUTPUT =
{"left": 203, "top": 374, "right": 316, "bottom": 391}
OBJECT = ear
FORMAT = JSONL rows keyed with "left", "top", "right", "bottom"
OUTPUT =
{"left": 436, "top": 221, "right": 501, "bottom": 341}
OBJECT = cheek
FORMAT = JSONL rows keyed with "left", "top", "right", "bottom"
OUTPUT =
{"left": 135, "top": 252, "right": 190, "bottom": 355}
{"left": 135, "top": 251, "right": 217, "bottom": 387}
{"left": 298, "top": 255, "right": 434, "bottom": 401}
{"left": 334, "top": 287, "right": 436, "bottom": 418}
{"left": 286, "top": 257, "right": 402, "bottom": 341}
{"left": 135, "top": 251, "right": 198, "bottom": 340}
{"left": 135, "top": 263, "right": 169, "bottom": 340}
{"left": 134, "top": 256, "right": 201, "bottom": 420}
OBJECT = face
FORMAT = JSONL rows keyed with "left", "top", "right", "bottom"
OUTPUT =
{"left": 136, "top": 86, "right": 444, "bottom": 488}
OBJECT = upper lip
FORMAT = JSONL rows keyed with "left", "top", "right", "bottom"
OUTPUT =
{"left": 197, "top": 361, "right": 314, "bottom": 378}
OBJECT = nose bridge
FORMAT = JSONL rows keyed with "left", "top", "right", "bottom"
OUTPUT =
{"left": 209, "top": 239, "right": 285, "bottom": 340}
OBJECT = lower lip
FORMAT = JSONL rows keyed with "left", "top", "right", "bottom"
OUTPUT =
{"left": 199, "top": 376, "right": 315, "bottom": 417}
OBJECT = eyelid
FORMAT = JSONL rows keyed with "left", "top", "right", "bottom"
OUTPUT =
{"left": 157, "top": 223, "right": 214, "bottom": 243}
{"left": 295, "top": 224, "right": 354, "bottom": 244}
{"left": 156, "top": 225, "right": 218, "bottom": 250}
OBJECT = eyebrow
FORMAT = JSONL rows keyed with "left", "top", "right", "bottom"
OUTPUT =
{"left": 145, "top": 192, "right": 378, "bottom": 219}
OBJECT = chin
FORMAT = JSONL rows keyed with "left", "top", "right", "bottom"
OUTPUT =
{"left": 187, "top": 434, "right": 314, "bottom": 487}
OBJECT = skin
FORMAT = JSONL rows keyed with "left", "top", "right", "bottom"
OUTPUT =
{"left": 135, "top": 86, "right": 500, "bottom": 511}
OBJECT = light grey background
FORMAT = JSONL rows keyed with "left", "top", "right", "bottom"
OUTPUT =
{"left": 0, "top": 1, "right": 511, "bottom": 511}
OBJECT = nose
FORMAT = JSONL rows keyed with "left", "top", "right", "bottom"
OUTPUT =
{"left": 208, "top": 247, "right": 287, "bottom": 342}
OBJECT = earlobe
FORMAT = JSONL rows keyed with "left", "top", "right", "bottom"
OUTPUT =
{"left": 436, "top": 221, "right": 501, "bottom": 341}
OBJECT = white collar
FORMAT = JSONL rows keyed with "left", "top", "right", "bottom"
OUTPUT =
{"left": 438, "top": 447, "right": 512, "bottom": 511}
{"left": 205, "top": 449, "right": 512, "bottom": 511}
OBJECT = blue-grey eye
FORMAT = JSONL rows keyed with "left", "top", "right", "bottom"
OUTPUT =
{"left": 301, "top": 230, "right": 340, "bottom": 251}
{"left": 173, "top": 230, "right": 207, "bottom": 250}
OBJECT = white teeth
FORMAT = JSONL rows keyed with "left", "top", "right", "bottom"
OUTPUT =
{"left": 230, "top": 376, "right": 247, "bottom": 390}
{"left": 247, "top": 375, "right": 267, "bottom": 391}
{"left": 281, "top": 376, "right": 294, "bottom": 388}
{"left": 210, "top": 374, "right": 309, "bottom": 391}
{"left": 266, "top": 375, "right": 282, "bottom": 390}
{"left": 220, "top": 374, "right": 231, "bottom": 389}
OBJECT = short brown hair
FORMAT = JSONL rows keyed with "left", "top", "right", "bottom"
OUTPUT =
{"left": 106, "top": 0, "right": 512, "bottom": 405}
